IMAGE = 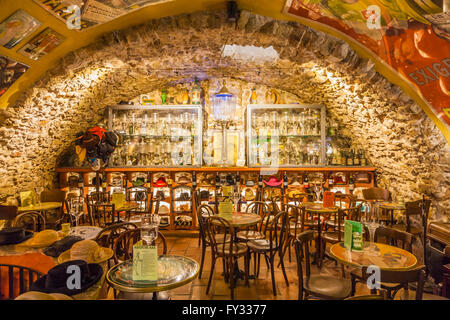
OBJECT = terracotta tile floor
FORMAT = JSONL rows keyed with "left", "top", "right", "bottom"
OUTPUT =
{"left": 109, "top": 235, "right": 372, "bottom": 300}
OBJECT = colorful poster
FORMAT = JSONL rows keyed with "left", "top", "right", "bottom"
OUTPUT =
{"left": 0, "top": 10, "right": 42, "bottom": 49}
{"left": 18, "top": 28, "right": 65, "bottom": 60}
{"left": 33, "top": 0, "right": 174, "bottom": 31}
{"left": 283, "top": 0, "right": 450, "bottom": 127}
{"left": 0, "top": 55, "right": 29, "bottom": 98}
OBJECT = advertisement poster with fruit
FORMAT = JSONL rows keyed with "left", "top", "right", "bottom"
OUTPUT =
{"left": 284, "top": 0, "right": 450, "bottom": 127}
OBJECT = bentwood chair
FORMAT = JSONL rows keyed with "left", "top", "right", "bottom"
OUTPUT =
{"left": 40, "top": 190, "right": 66, "bottom": 230}
{"left": 283, "top": 204, "right": 307, "bottom": 263}
{"left": 0, "top": 264, "right": 42, "bottom": 300}
{"left": 125, "top": 187, "right": 149, "bottom": 221}
{"left": 236, "top": 201, "right": 271, "bottom": 242}
{"left": 0, "top": 205, "right": 18, "bottom": 228}
{"left": 205, "top": 216, "right": 249, "bottom": 300}
{"left": 88, "top": 203, "right": 117, "bottom": 227}
{"left": 362, "top": 187, "right": 391, "bottom": 224}
{"left": 351, "top": 266, "right": 426, "bottom": 300}
{"left": 247, "top": 211, "right": 289, "bottom": 296}
{"left": 197, "top": 204, "right": 218, "bottom": 279}
{"left": 391, "top": 199, "right": 431, "bottom": 240}
{"left": 13, "top": 212, "right": 46, "bottom": 232}
{"left": 294, "top": 230, "right": 352, "bottom": 300}
{"left": 345, "top": 291, "right": 388, "bottom": 300}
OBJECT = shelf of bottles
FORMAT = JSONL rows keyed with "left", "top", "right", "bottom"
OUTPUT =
{"left": 107, "top": 105, "right": 203, "bottom": 168}
{"left": 325, "top": 129, "right": 371, "bottom": 167}
{"left": 247, "top": 104, "right": 326, "bottom": 167}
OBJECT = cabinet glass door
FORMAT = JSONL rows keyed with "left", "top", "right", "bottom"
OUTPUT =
{"left": 108, "top": 105, "right": 202, "bottom": 167}
{"left": 247, "top": 104, "right": 325, "bottom": 167}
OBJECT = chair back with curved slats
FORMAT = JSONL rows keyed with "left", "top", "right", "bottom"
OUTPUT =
{"left": 294, "top": 230, "right": 315, "bottom": 296}
{"left": 112, "top": 228, "right": 167, "bottom": 264}
{"left": 0, "top": 264, "right": 42, "bottom": 300}
{"left": 126, "top": 187, "right": 149, "bottom": 213}
{"left": 205, "top": 216, "right": 234, "bottom": 258}
{"left": 362, "top": 188, "right": 390, "bottom": 201}
{"left": 404, "top": 199, "right": 431, "bottom": 234}
{"left": 40, "top": 190, "right": 65, "bottom": 203}
{"left": 246, "top": 201, "right": 272, "bottom": 233}
{"left": 0, "top": 205, "right": 18, "bottom": 228}
{"left": 13, "top": 212, "right": 46, "bottom": 232}
{"left": 266, "top": 211, "right": 288, "bottom": 251}
{"left": 288, "top": 193, "right": 309, "bottom": 206}
{"left": 374, "top": 226, "right": 414, "bottom": 252}
{"left": 286, "top": 204, "right": 306, "bottom": 240}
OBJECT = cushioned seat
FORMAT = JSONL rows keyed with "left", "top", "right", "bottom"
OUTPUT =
{"left": 247, "top": 239, "right": 271, "bottom": 250}
{"left": 398, "top": 288, "right": 449, "bottom": 300}
{"left": 216, "top": 242, "right": 247, "bottom": 255}
{"left": 322, "top": 231, "right": 343, "bottom": 243}
{"left": 236, "top": 230, "right": 265, "bottom": 241}
{"left": 303, "top": 275, "right": 352, "bottom": 300}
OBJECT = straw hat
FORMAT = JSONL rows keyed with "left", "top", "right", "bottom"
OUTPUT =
{"left": 15, "top": 291, "right": 73, "bottom": 300}
{"left": 20, "top": 230, "right": 63, "bottom": 248}
{"left": 58, "top": 239, "right": 113, "bottom": 264}
{"left": 159, "top": 204, "right": 169, "bottom": 214}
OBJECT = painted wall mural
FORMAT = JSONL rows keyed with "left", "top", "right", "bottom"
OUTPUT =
{"left": 284, "top": 0, "right": 450, "bottom": 127}
{"left": 33, "top": 0, "right": 174, "bottom": 31}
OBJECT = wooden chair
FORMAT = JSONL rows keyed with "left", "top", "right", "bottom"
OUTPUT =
{"left": 197, "top": 204, "right": 217, "bottom": 279}
{"left": 247, "top": 211, "right": 289, "bottom": 296}
{"left": 236, "top": 201, "right": 271, "bottom": 242}
{"left": 86, "top": 191, "right": 111, "bottom": 204}
{"left": 0, "top": 205, "right": 18, "bottom": 228}
{"left": 321, "top": 208, "right": 346, "bottom": 272}
{"left": 391, "top": 199, "right": 431, "bottom": 240}
{"left": 205, "top": 216, "right": 249, "bottom": 300}
{"left": 40, "top": 190, "right": 66, "bottom": 230}
{"left": 362, "top": 187, "right": 390, "bottom": 201}
{"left": 351, "top": 266, "right": 426, "bottom": 300}
{"left": 0, "top": 264, "right": 42, "bottom": 300}
{"left": 88, "top": 203, "right": 116, "bottom": 227}
{"left": 345, "top": 291, "right": 388, "bottom": 300}
{"left": 287, "top": 193, "right": 309, "bottom": 206}
{"left": 95, "top": 222, "right": 138, "bottom": 269}
{"left": 125, "top": 187, "right": 149, "bottom": 221}
{"left": 283, "top": 204, "right": 307, "bottom": 263}
{"left": 13, "top": 212, "right": 46, "bottom": 232}
{"left": 294, "top": 230, "right": 352, "bottom": 300}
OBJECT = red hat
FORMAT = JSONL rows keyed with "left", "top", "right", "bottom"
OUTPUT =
{"left": 88, "top": 126, "right": 107, "bottom": 140}
{"left": 153, "top": 177, "right": 168, "bottom": 188}
{"left": 263, "top": 176, "right": 282, "bottom": 187}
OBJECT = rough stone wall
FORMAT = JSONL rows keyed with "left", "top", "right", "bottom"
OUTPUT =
{"left": 0, "top": 10, "right": 448, "bottom": 221}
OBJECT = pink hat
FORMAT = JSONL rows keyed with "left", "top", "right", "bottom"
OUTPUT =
{"left": 263, "top": 176, "right": 282, "bottom": 187}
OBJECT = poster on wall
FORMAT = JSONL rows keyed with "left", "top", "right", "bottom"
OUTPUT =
{"left": 283, "top": 0, "right": 450, "bottom": 127}
{"left": 18, "top": 28, "right": 65, "bottom": 61}
{"left": 0, "top": 55, "right": 29, "bottom": 98}
{"left": 33, "top": 0, "right": 174, "bottom": 31}
{"left": 0, "top": 10, "right": 42, "bottom": 49}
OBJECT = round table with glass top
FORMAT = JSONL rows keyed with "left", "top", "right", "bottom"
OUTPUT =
{"left": 329, "top": 242, "right": 418, "bottom": 271}
{"left": 106, "top": 255, "right": 199, "bottom": 294}
{"left": 212, "top": 212, "right": 261, "bottom": 228}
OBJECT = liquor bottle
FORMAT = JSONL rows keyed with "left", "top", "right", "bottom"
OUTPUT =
{"left": 129, "top": 114, "right": 135, "bottom": 136}
{"left": 123, "top": 174, "right": 128, "bottom": 189}
{"left": 182, "top": 90, "right": 190, "bottom": 105}
{"left": 283, "top": 172, "right": 288, "bottom": 189}
{"left": 328, "top": 175, "right": 333, "bottom": 187}
{"left": 349, "top": 175, "right": 355, "bottom": 194}
{"left": 101, "top": 174, "right": 107, "bottom": 191}
{"left": 191, "top": 78, "right": 201, "bottom": 104}
{"left": 250, "top": 88, "right": 258, "bottom": 104}
{"left": 145, "top": 173, "right": 151, "bottom": 189}
{"left": 258, "top": 174, "right": 263, "bottom": 188}
{"left": 303, "top": 175, "right": 309, "bottom": 190}
{"left": 78, "top": 175, "right": 84, "bottom": 190}
{"left": 354, "top": 149, "right": 360, "bottom": 166}
{"left": 192, "top": 171, "right": 197, "bottom": 188}
{"left": 161, "top": 88, "right": 167, "bottom": 104}
{"left": 361, "top": 152, "right": 367, "bottom": 166}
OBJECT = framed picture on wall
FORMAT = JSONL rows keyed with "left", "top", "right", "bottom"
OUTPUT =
{"left": 18, "top": 28, "right": 65, "bottom": 61}
{"left": 0, "top": 10, "right": 42, "bottom": 49}
{"left": 0, "top": 55, "right": 29, "bottom": 98}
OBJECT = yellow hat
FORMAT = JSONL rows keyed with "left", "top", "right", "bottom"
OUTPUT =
{"left": 15, "top": 291, "right": 73, "bottom": 300}
{"left": 58, "top": 239, "right": 113, "bottom": 264}
{"left": 20, "top": 230, "right": 62, "bottom": 248}
{"left": 76, "top": 145, "right": 86, "bottom": 162}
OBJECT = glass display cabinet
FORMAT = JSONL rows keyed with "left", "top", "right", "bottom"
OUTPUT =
{"left": 247, "top": 104, "right": 326, "bottom": 167}
{"left": 107, "top": 105, "right": 203, "bottom": 168}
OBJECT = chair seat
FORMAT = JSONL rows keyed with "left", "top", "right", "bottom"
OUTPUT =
{"left": 236, "top": 230, "right": 265, "bottom": 241}
{"left": 322, "top": 231, "right": 343, "bottom": 244}
{"left": 391, "top": 224, "right": 421, "bottom": 235}
{"left": 304, "top": 275, "right": 352, "bottom": 299}
{"left": 217, "top": 242, "right": 247, "bottom": 256}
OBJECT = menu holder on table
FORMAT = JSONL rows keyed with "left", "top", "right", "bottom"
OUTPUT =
{"left": 218, "top": 200, "right": 233, "bottom": 218}
{"left": 222, "top": 186, "right": 232, "bottom": 197}
{"left": 20, "top": 191, "right": 36, "bottom": 207}
{"left": 344, "top": 220, "right": 363, "bottom": 252}
{"left": 111, "top": 193, "right": 125, "bottom": 208}
{"left": 132, "top": 240, "right": 158, "bottom": 281}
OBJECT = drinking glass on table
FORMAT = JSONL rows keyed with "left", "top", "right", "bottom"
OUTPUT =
{"left": 141, "top": 214, "right": 160, "bottom": 246}
{"left": 69, "top": 197, "right": 84, "bottom": 231}
{"left": 231, "top": 189, "right": 240, "bottom": 212}
{"left": 361, "top": 205, "right": 380, "bottom": 255}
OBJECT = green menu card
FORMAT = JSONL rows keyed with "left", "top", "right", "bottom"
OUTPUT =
{"left": 132, "top": 240, "right": 158, "bottom": 281}
{"left": 344, "top": 220, "right": 363, "bottom": 251}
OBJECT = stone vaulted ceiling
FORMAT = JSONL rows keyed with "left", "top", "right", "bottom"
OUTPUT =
{"left": 0, "top": 10, "right": 449, "bottom": 219}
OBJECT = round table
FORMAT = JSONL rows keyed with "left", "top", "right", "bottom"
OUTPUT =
{"left": 213, "top": 212, "right": 261, "bottom": 228}
{"left": 69, "top": 226, "right": 102, "bottom": 240}
{"left": 106, "top": 255, "right": 199, "bottom": 295}
{"left": 329, "top": 242, "right": 418, "bottom": 271}
{"left": 374, "top": 202, "right": 406, "bottom": 225}
{"left": 302, "top": 203, "right": 339, "bottom": 268}
{"left": 18, "top": 202, "right": 62, "bottom": 212}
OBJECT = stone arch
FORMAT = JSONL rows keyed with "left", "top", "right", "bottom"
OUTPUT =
{"left": 0, "top": 10, "right": 448, "bottom": 219}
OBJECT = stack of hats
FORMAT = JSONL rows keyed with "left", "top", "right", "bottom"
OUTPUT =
{"left": 75, "top": 126, "right": 119, "bottom": 170}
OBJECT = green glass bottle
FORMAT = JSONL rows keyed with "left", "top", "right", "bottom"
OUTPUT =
{"left": 161, "top": 89, "right": 167, "bottom": 105}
